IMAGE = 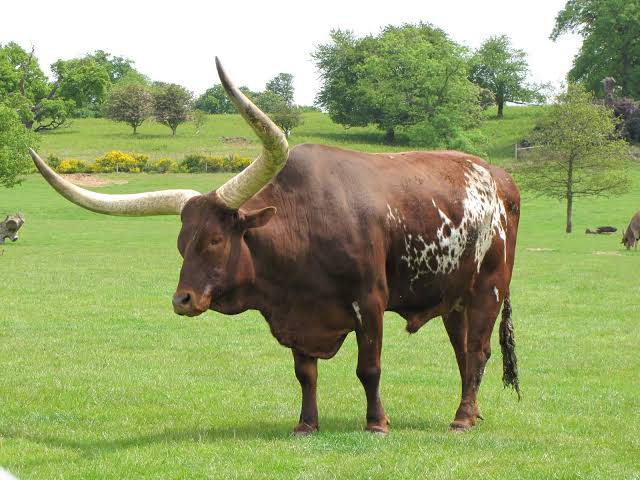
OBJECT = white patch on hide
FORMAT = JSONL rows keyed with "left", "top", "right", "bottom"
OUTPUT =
{"left": 352, "top": 301, "right": 363, "bottom": 328}
{"left": 388, "top": 160, "right": 508, "bottom": 288}
{"left": 493, "top": 286, "right": 500, "bottom": 303}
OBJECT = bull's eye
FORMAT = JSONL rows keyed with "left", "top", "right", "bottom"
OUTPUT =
{"left": 210, "top": 237, "right": 223, "bottom": 246}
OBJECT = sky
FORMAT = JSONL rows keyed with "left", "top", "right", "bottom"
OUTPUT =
{"left": 0, "top": 0, "right": 582, "bottom": 106}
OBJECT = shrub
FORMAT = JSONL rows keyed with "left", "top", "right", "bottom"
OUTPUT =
{"left": 94, "top": 150, "right": 149, "bottom": 173}
{"left": 47, "top": 153, "right": 61, "bottom": 170}
{"left": 57, "top": 159, "right": 89, "bottom": 173}
{"left": 147, "top": 158, "right": 177, "bottom": 173}
{"left": 178, "top": 153, "right": 251, "bottom": 173}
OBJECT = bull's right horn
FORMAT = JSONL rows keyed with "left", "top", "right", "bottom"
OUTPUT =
{"left": 213, "top": 58, "right": 289, "bottom": 209}
{"left": 30, "top": 149, "right": 200, "bottom": 216}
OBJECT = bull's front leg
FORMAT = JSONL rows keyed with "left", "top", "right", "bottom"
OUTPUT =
{"left": 292, "top": 350, "right": 318, "bottom": 435}
{"left": 353, "top": 299, "right": 389, "bottom": 434}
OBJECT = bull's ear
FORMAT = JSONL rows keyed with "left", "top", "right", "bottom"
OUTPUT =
{"left": 242, "top": 206, "right": 276, "bottom": 229}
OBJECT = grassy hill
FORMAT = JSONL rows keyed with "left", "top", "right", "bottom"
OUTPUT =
{"left": 38, "top": 106, "right": 543, "bottom": 166}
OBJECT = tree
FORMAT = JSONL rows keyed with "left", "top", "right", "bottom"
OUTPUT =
{"left": 191, "top": 109, "right": 208, "bottom": 135}
{"left": 51, "top": 56, "right": 111, "bottom": 117}
{"left": 195, "top": 84, "right": 257, "bottom": 114}
{"left": 517, "top": 84, "right": 631, "bottom": 233}
{"left": 469, "top": 35, "right": 544, "bottom": 117}
{"left": 265, "top": 73, "right": 295, "bottom": 106}
{"left": 0, "top": 104, "right": 38, "bottom": 188}
{"left": 88, "top": 50, "right": 136, "bottom": 83}
{"left": 0, "top": 42, "right": 75, "bottom": 131}
{"left": 152, "top": 83, "right": 192, "bottom": 136}
{"left": 104, "top": 80, "right": 152, "bottom": 134}
{"left": 551, "top": 0, "right": 640, "bottom": 98}
{"left": 254, "top": 91, "right": 302, "bottom": 138}
{"left": 313, "top": 23, "right": 481, "bottom": 144}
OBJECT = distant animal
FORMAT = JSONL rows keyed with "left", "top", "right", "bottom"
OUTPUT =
{"left": 0, "top": 213, "right": 25, "bottom": 243}
{"left": 585, "top": 226, "right": 617, "bottom": 234}
{"left": 622, "top": 211, "right": 640, "bottom": 249}
{"left": 29, "top": 58, "right": 521, "bottom": 435}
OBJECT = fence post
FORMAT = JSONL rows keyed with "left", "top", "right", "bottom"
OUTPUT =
{"left": 514, "top": 143, "right": 518, "bottom": 162}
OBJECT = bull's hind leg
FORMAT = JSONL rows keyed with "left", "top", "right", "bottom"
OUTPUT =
{"left": 353, "top": 296, "right": 389, "bottom": 434}
{"left": 292, "top": 350, "right": 319, "bottom": 435}
{"left": 444, "top": 283, "right": 503, "bottom": 430}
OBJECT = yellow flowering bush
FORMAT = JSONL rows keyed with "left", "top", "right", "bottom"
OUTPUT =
{"left": 57, "top": 159, "right": 89, "bottom": 173}
{"left": 93, "top": 151, "right": 149, "bottom": 173}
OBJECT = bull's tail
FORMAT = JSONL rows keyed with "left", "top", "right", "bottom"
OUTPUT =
{"left": 499, "top": 292, "right": 521, "bottom": 400}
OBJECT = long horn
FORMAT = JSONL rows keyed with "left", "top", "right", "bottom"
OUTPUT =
{"left": 29, "top": 149, "right": 200, "bottom": 216}
{"left": 214, "top": 58, "right": 289, "bottom": 208}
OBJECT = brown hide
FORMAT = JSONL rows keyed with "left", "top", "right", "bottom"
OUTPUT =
{"left": 176, "top": 145, "right": 519, "bottom": 358}
{"left": 622, "top": 211, "right": 640, "bottom": 249}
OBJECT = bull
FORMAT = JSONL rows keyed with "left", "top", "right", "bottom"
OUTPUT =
{"left": 29, "top": 59, "right": 521, "bottom": 434}
{"left": 622, "top": 211, "right": 640, "bottom": 250}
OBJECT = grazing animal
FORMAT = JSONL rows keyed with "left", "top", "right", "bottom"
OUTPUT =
{"left": 0, "top": 213, "right": 25, "bottom": 243}
{"left": 29, "top": 59, "right": 521, "bottom": 434}
{"left": 622, "top": 211, "right": 640, "bottom": 249}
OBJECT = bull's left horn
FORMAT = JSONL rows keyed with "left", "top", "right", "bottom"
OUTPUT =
{"left": 29, "top": 149, "right": 200, "bottom": 216}
{"left": 213, "top": 58, "right": 289, "bottom": 209}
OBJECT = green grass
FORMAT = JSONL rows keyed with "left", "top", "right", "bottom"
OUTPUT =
{"left": 1, "top": 110, "right": 639, "bottom": 479}
{"left": 38, "top": 107, "right": 542, "bottom": 165}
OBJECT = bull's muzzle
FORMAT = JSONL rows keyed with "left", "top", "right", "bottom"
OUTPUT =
{"left": 172, "top": 290, "right": 209, "bottom": 316}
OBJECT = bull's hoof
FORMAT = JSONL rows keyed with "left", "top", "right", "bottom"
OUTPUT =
{"left": 366, "top": 417, "right": 389, "bottom": 435}
{"left": 448, "top": 420, "right": 473, "bottom": 432}
{"left": 292, "top": 422, "right": 318, "bottom": 436}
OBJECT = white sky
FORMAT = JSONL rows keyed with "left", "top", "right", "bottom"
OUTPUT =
{"left": 1, "top": 0, "right": 581, "bottom": 106}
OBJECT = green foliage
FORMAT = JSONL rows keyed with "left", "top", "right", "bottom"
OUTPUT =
{"left": 0, "top": 104, "right": 38, "bottom": 187}
{"left": 179, "top": 153, "right": 251, "bottom": 173}
{"left": 194, "top": 84, "right": 256, "bottom": 114}
{"left": 0, "top": 42, "right": 75, "bottom": 131}
{"left": 517, "top": 84, "right": 632, "bottom": 232}
{"left": 152, "top": 83, "right": 193, "bottom": 135}
{"left": 255, "top": 91, "right": 303, "bottom": 138}
{"left": 51, "top": 56, "right": 111, "bottom": 114}
{"left": 104, "top": 81, "right": 153, "bottom": 134}
{"left": 313, "top": 23, "right": 481, "bottom": 143}
{"left": 147, "top": 158, "right": 177, "bottom": 173}
{"left": 551, "top": 0, "right": 640, "bottom": 98}
{"left": 470, "top": 35, "right": 544, "bottom": 117}
{"left": 88, "top": 50, "right": 136, "bottom": 84}
{"left": 190, "top": 109, "right": 208, "bottom": 134}
{"left": 265, "top": 73, "right": 295, "bottom": 106}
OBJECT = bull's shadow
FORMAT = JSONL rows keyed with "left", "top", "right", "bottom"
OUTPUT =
{"left": 2, "top": 414, "right": 443, "bottom": 457}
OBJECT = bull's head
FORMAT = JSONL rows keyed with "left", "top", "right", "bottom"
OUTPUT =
{"left": 30, "top": 58, "right": 288, "bottom": 316}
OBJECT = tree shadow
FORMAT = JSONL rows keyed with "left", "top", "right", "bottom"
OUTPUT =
{"left": 298, "top": 130, "right": 413, "bottom": 148}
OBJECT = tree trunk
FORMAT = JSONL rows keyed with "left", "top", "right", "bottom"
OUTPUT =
{"left": 385, "top": 127, "right": 395, "bottom": 144}
{"left": 497, "top": 97, "right": 504, "bottom": 118}
{"left": 566, "top": 156, "right": 574, "bottom": 233}
{"left": 133, "top": 124, "right": 137, "bottom": 135}
{"left": 172, "top": 126, "right": 177, "bottom": 136}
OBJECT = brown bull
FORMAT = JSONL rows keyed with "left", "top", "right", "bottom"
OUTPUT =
{"left": 622, "top": 211, "right": 640, "bottom": 249}
{"left": 30, "top": 58, "right": 521, "bottom": 435}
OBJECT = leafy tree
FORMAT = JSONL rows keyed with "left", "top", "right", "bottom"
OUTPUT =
{"left": 470, "top": 35, "right": 544, "bottom": 117}
{"left": 195, "top": 84, "right": 257, "bottom": 114}
{"left": 0, "top": 42, "right": 75, "bottom": 131}
{"left": 551, "top": 0, "right": 640, "bottom": 98}
{"left": 88, "top": 50, "right": 136, "bottom": 83}
{"left": 254, "top": 91, "right": 302, "bottom": 138}
{"left": 313, "top": 23, "right": 480, "bottom": 144}
{"left": 104, "top": 80, "right": 152, "bottom": 134}
{"left": 191, "top": 109, "right": 208, "bottom": 135}
{"left": 265, "top": 73, "right": 295, "bottom": 106}
{"left": 51, "top": 57, "right": 111, "bottom": 117}
{"left": 0, "top": 104, "right": 38, "bottom": 188}
{"left": 517, "top": 84, "right": 631, "bottom": 233}
{"left": 152, "top": 83, "right": 192, "bottom": 136}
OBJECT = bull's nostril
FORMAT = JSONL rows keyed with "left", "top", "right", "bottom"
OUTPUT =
{"left": 172, "top": 293, "right": 191, "bottom": 308}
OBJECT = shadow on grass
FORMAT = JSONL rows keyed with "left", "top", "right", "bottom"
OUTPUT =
{"left": 2, "top": 414, "right": 446, "bottom": 455}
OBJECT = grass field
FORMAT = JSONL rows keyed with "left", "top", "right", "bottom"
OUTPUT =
{"left": 1, "top": 110, "right": 639, "bottom": 479}
{"left": 37, "top": 107, "right": 541, "bottom": 165}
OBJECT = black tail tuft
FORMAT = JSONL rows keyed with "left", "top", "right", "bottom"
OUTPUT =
{"left": 499, "top": 293, "right": 521, "bottom": 400}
